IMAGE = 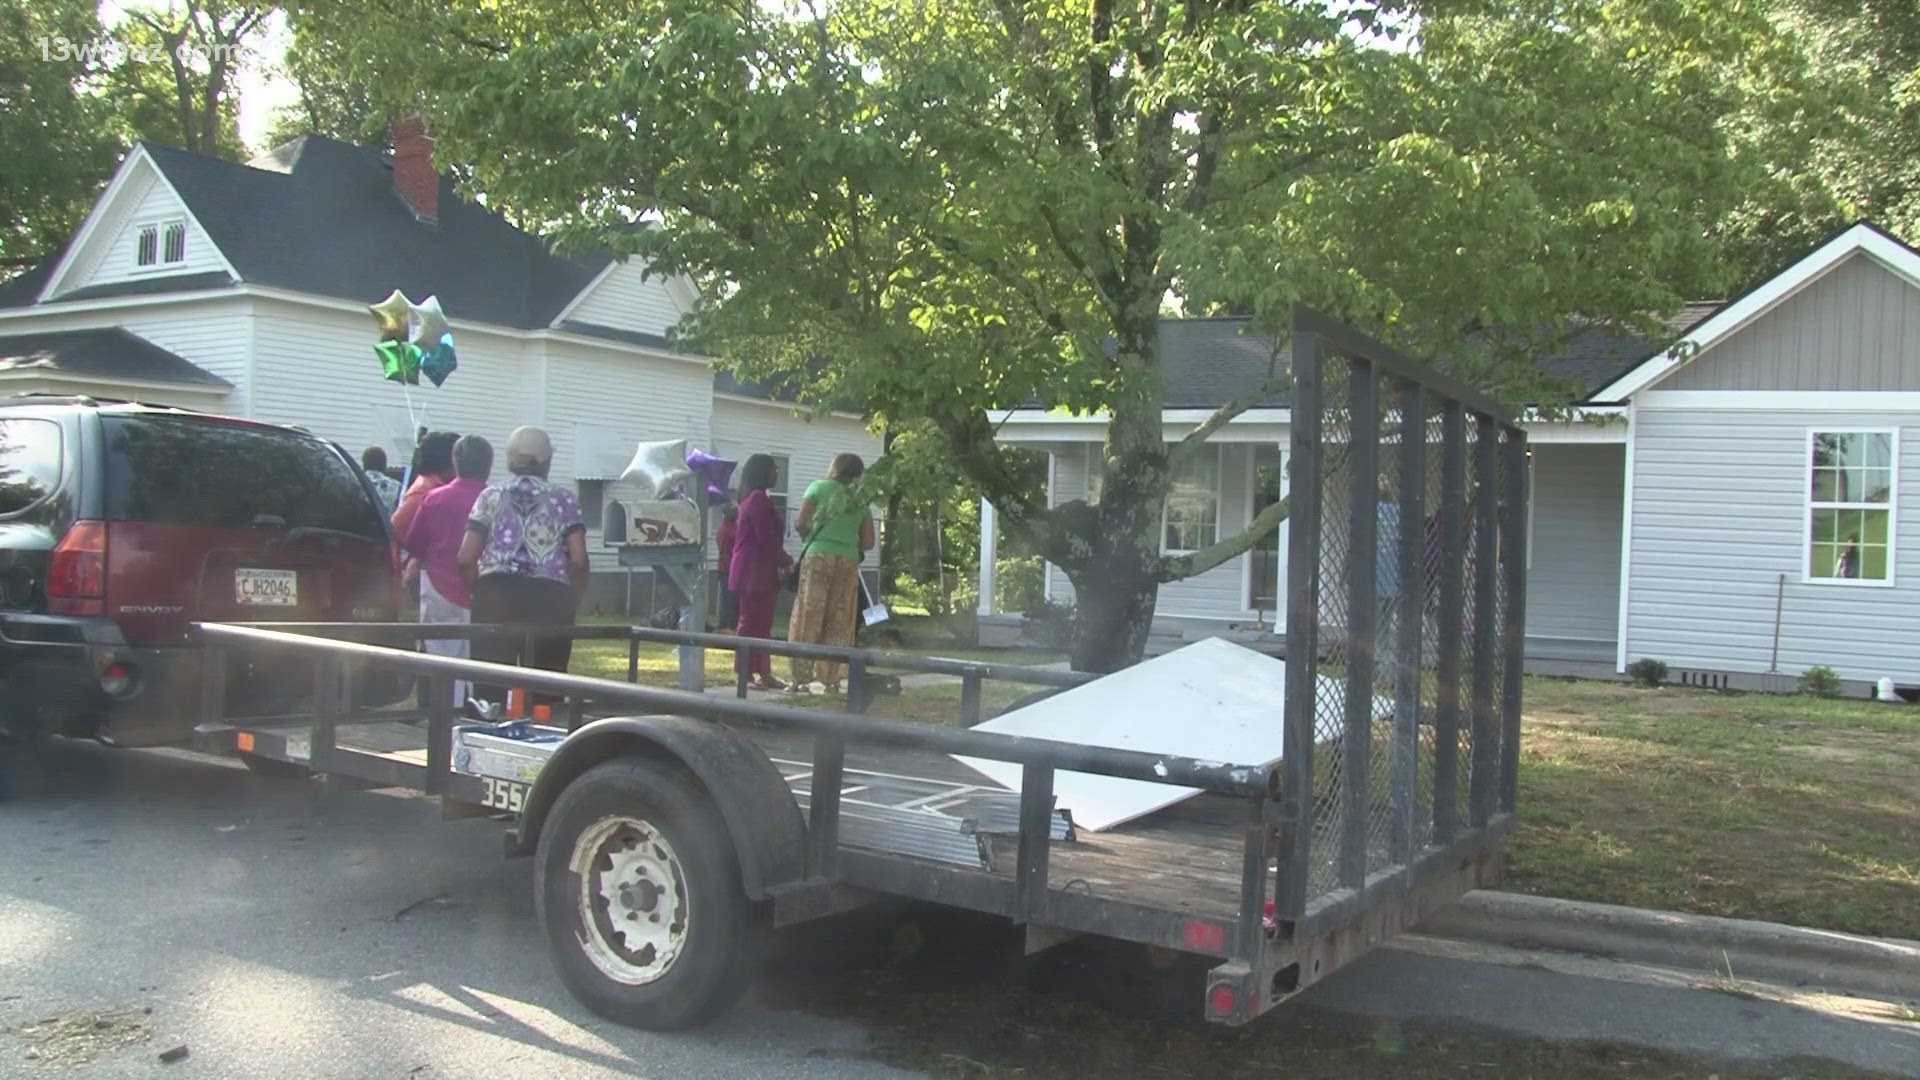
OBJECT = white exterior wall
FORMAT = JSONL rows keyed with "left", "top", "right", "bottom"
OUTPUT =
{"left": 1037, "top": 440, "right": 1269, "bottom": 622}
{"left": 0, "top": 298, "right": 249, "bottom": 409}
{"left": 709, "top": 396, "right": 883, "bottom": 567}
{"left": 561, "top": 261, "right": 684, "bottom": 337}
{"left": 1625, "top": 407, "right": 1920, "bottom": 683}
{"left": 54, "top": 163, "right": 226, "bottom": 297}
{"left": 1526, "top": 444, "right": 1624, "bottom": 660}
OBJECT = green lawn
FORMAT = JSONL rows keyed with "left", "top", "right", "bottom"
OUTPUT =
{"left": 1509, "top": 677, "right": 1920, "bottom": 938}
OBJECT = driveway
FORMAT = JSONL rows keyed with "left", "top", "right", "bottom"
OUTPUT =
{"left": 1, "top": 741, "right": 1913, "bottom": 1078}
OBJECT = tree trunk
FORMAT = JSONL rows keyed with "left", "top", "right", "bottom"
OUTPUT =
{"left": 1065, "top": 556, "right": 1160, "bottom": 673}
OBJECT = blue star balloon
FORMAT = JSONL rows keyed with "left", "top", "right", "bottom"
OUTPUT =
{"left": 420, "top": 332, "right": 458, "bottom": 387}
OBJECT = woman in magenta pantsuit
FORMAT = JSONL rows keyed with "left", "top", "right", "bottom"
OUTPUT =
{"left": 729, "top": 454, "right": 792, "bottom": 690}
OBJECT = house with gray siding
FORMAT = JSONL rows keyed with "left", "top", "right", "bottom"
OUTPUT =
{"left": 979, "top": 222, "right": 1920, "bottom": 690}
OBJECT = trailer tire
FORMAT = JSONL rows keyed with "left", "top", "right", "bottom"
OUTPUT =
{"left": 535, "top": 756, "right": 753, "bottom": 1030}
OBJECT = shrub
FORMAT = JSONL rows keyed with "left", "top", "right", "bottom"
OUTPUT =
{"left": 993, "top": 555, "right": 1046, "bottom": 613}
{"left": 1799, "top": 665, "right": 1842, "bottom": 698}
{"left": 1626, "top": 658, "right": 1669, "bottom": 688}
{"left": 1021, "top": 600, "right": 1077, "bottom": 651}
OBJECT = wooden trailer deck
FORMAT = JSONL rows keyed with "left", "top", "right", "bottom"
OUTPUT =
{"left": 303, "top": 714, "right": 1251, "bottom": 923}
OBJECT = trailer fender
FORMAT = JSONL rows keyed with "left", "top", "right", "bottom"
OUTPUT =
{"left": 507, "top": 715, "right": 807, "bottom": 901}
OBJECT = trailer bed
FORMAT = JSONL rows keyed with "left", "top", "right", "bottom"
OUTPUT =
{"left": 229, "top": 713, "right": 1251, "bottom": 922}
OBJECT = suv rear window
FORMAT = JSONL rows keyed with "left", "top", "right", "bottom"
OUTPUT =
{"left": 103, "top": 416, "right": 386, "bottom": 539}
{"left": 0, "top": 418, "right": 64, "bottom": 515}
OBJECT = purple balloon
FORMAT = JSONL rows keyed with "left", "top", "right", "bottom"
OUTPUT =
{"left": 685, "top": 448, "right": 737, "bottom": 503}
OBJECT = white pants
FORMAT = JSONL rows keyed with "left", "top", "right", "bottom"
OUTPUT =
{"left": 420, "top": 573, "right": 471, "bottom": 709}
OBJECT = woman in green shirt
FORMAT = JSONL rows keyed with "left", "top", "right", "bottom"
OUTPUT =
{"left": 788, "top": 453, "right": 875, "bottom": 692}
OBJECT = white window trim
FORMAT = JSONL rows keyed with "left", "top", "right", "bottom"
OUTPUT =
{"left": 1802, "top": 427, "right": 1898, "bottom": 588}
{"left": 130, "top": 216, "right": 188, "bottom": 274}
{"left": 1161, "top": 442, "right": 1223, "bottom": 556}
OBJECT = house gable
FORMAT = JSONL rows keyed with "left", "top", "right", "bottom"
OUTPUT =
{"left": 1649, "top": 252, "right": 1920, "bottom": 393}
{"left": 38, "top": 147, "right": 236, "bottom": 303}
{"left": 1595, "top": 222, "right": 1920, "bottom": 401}
{"left": 551, "top": 258, "right": 690, "bottom": 338}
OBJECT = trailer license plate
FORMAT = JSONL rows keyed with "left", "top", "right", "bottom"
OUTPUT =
{"left": 236, "top": 568, "right": 298, "bottom": 606}
{"left": 482, "top": 778, "right": 528, "bottom": 813}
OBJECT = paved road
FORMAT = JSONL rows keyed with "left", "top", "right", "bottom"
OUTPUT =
{"left": 2, "top": 741, "right": 1914, "bottom": 1078}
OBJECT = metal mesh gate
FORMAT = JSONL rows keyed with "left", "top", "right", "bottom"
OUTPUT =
{"left": 1277, "top": 307, "right": 1527, "bottom": 921}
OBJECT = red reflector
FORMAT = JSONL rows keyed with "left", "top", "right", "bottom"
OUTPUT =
{"left": 1208, "top": 984, "right": 1238, "bottom": 1017}
{"left": 1182, "top": 920, "right": 1228, "bottom": 953}
{"left": 49, "top": 520, "right": 108, "bottom": 612}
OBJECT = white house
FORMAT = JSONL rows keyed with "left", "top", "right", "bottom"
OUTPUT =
{"left": 979, "top": 222, "right": 1920, "bottom": 691}
{"left": 0, "top": 129, "right": 879, "bottom": 610}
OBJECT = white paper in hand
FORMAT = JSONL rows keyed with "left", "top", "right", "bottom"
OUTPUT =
{"left": 620, "top": 439, "right": 691, "bottom": 498}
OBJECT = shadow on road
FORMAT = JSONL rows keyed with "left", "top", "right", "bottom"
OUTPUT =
{"left": 3, "top": 740, "right": 1915, "bottom": 1080}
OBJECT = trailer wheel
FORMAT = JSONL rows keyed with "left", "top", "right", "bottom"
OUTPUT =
{"left": 535, "top": 756, "right": 752, "bottom": 1030}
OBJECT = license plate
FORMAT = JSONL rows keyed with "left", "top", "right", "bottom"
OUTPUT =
{"left": 235, "top": 568, "right": 298, "bottom": 606}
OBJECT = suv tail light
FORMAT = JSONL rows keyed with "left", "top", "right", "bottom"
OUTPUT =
{"left": 48, "top": 520, "right": 107, "bottom": 616}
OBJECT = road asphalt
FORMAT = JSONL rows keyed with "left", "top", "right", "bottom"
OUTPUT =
{"left": 2, "top": 739, "right": 1914, "bottom": 1078}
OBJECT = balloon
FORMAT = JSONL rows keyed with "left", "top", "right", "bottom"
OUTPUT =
{"left": 619, "top": 439, "right": 691, "bottom": 498}
{"left": 369, "top": 289, "right": 411, "bottom": 341}
{"left": 685, "top": 448, "right": 737, "bottom": 504}
{"left": 420, "top": 333, "right": 458, "bottom": 387}
{"left": 409, "top": 295, "right": 450, "bottom": 349}
{"left": 374, "top": 340, "right": 422, "bottom": 384}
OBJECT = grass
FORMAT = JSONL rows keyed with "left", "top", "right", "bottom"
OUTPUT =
{"left": 1509, "top": 676, "right": 1920, "bottom": 939}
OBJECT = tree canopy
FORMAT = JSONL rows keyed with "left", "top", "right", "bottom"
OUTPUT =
{"left": 293, "top": 0, "right": 1778, "bottom": 668}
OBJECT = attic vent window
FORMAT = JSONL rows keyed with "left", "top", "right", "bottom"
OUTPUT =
{"left": 135, "top": 220, "right": 187, "bottom": 269}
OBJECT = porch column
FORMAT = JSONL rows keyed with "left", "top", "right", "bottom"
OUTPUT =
{"left": 978, "top": 497, "right": 998, "bottom": 615}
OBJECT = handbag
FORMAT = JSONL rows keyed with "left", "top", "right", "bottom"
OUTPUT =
{"left": 784, "top": 524, "right": 824, "bottom": 593}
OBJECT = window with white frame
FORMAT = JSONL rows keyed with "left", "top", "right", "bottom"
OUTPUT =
{"left": 135, "top": 219, "right": 187, "bottom": 269}
{"left": 1163, "top": 445, "right": 1221, "bottom": 552}
{"left": 1807, "top": 430, "right": 1896, "bottom": 583}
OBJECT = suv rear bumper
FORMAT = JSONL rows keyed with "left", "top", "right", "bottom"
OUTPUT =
{"left": 0, "top": 613, "right": 209, "bottom": 745}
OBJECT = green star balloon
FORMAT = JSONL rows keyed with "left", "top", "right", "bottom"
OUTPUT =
{"left": 374, "top": 340, "right": 422, "bottom": 385}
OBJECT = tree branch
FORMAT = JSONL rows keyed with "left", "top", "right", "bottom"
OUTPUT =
{"left": 1167, "top": 375, "right": 1287, "bottom": 467}
{"left": 1153, "top": 494, "right": 1289, "bottom": 582}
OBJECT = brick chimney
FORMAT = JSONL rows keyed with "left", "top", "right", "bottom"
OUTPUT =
{"left": 391, "top": 115, "right": 438, "bottom": 224}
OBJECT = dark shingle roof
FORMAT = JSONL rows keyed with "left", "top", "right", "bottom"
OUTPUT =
{"left": 1150, "top": 319, "right": 1288, "bottom": 407}
{"left": 1532, "top": 302, "right": 1722, "bottom": 400}
{"left": 0, "top": 328, "right": 232, "bottom": 387}
{"left": 57, "top": 138, "right": 612, "bottom": 328}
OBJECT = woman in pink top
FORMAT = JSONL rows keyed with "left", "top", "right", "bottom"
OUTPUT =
{"left": 392, "top": 431, "right": 459, "bottom": 589}
{"left": 402, "top": 435, "right": 491, "bottom": 707}
{"left": 729, "top": 454, "right": 791, "bottom": 691}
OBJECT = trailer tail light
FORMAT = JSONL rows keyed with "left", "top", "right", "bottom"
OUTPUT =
{"left": 1207, "top": 983, "right": 1238, "bottom": 1018}
{"left": 48, "top": 520, "right": 108, "bottom": 616}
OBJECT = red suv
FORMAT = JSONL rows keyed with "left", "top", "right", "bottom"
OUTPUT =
{"left": 0, "top": 397, "right": 401, "bottom": 752}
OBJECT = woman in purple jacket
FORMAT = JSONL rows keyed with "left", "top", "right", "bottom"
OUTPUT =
{"left": 729, "top": 454, "right": 792, "bottom": 690}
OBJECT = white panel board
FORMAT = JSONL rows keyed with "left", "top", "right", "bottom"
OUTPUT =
{"left": 953, "top": 637, "right": 1384, "bottom": 832}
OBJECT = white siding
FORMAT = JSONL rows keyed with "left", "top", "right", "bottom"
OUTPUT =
{"left": 1625, "top": 407, "right": 1920, "bottom": 682}
{"left": 0, "top": 299, "right": 248, "bottom": 407}
{"left": 1038, "top": 441, "right": 1264, "bottom": 622}
{"left": 58, "top": 165, "right": 225, "bottom": 295}
{"left": 561, "top": 260, "right": 685, "bottom": 337}
{"left": 545, "top": 341, "right": 715, "bottom": 572}
{"left": 1526, "top": 444, "right": 1624, "bottom": 658}
{"left": 709, "top": 397, "right": 883, "bottom": 568}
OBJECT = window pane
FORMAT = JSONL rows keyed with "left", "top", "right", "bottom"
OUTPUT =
{"left": 1250, "top": 446, "right": 1283, "bottom": 610}
{"left": 1164, "top": 448, "right": 1219, "bottom": 551}
{"left": 103, "top": 416, "right": 384, "bottom": 539}
{"left": 163, "top": 222, "right": 186, "bottom": 263}
{"left": 1862, "top": 543, "right": 1890, "bottom": 580}
{"left": 1864, "top": 433, "right": 1893, "bottom": 469}
{"left": 1863, "top": 467, "right": 1893, "bottom": 504}
{"left": 136, "top": 226, "right": 157, "bottom": 266}
{"left": 0, "top": 419, "right": 64, "bottom": 515}
{"left": 1809, "top": 508, "right": 1891, "bottom": 581}
{"left": 1811, "top": 467, "right": 1839, "bottom": 502}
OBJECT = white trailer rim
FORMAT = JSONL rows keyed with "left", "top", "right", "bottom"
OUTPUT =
{"left": 571, "top": 814, "right": 690, "bottom": 985}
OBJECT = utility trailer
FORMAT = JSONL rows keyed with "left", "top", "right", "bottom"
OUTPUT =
{"left": 190, "top": 307, "right": 1527, "bottom": 1030}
